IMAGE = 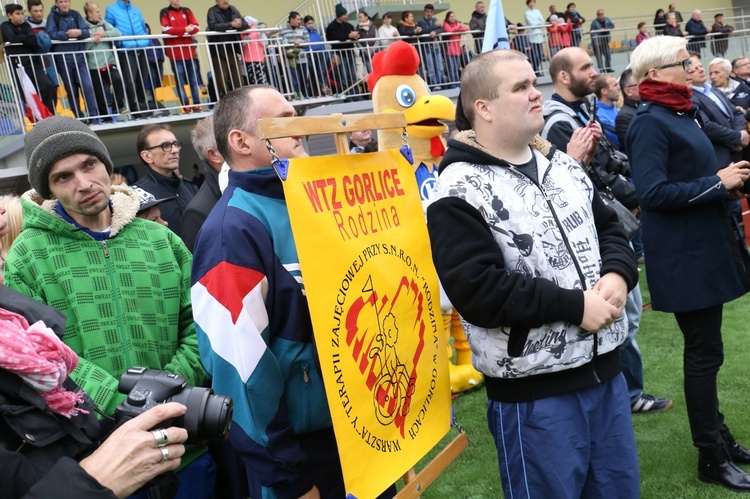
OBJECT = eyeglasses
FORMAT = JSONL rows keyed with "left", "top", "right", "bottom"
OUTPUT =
{"left": 655, "top": 58, "right": 692, "bottom": 72}
{"left": 144, "top": 140, "right": 182, "bottom": 153}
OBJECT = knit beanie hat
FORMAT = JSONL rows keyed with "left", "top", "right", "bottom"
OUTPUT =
{"left": 335, "top": 3, "right": 347, "bottom": 17}
{"left": 25, "top": 116, "right": 114, "bottom": 200}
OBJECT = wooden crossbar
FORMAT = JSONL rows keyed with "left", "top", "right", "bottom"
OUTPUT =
{"left": 256, "top": 112, "right": 407, "bottom": 155}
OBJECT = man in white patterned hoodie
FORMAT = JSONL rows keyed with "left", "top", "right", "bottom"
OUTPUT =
{"left": 426, "top": 49, "right": 640, "bottom": 499}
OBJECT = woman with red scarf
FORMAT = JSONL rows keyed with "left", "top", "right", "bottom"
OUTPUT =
{"left": 626, "top": 36, "right": 750, "bottom": 492}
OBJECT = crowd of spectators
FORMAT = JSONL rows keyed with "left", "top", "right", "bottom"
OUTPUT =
{"left": 3, "top": 0, "right": 748, "bottom": 120}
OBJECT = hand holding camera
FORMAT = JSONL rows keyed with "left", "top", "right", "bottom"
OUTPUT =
{"left": 115, "top": 367, "right": 233, "bottom": 445}
{"left": 80, "top": 402, "right": 188, "bottom": 498}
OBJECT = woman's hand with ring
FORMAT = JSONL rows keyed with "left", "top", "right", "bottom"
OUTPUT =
{"left": 79, "top": 402, "right": 188, "bottom": 498}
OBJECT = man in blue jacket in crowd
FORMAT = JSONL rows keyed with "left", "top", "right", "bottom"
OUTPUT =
{"left": 105, "top": 0, "right": 159, "bottom": 117}
{"left": 47, "top": 0, "right": 97, "bottom": 119}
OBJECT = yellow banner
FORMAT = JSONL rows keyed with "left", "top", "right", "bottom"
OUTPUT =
{"left": 283, "top": 149, "right": 451, "bottom": 499}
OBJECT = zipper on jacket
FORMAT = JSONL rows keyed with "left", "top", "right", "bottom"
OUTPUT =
{"left": 101, "top": 240, "right": 133, "bottom": 368}
{"left": 592, "top": 335, "right": 601, "bottom": 383}
{"left": 509, "top": 161, "right": 602, "bottom": 365}
{"left": 509, "top": 164, "right": 589, "bottom": 290}
{"left": 688, "top": 181, "right": 723, "bottom": 203}
{"left": 302, "top": 365, "right": 309, "bottom": 385}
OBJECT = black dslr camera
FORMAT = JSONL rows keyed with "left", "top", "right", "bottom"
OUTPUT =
{"left": 115, "top": 367, "right": 233, "bottom": 445}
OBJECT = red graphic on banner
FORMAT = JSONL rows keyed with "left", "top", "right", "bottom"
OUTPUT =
{"left": 345, "top": 275, "right": 426, "bottom": 438}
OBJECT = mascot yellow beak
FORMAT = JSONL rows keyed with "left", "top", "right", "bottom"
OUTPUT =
{"left": 382, "top": 94, "right": 456, "bottom": 139}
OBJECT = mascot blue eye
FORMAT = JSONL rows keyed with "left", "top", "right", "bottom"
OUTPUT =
{"left": 395, "top": 85, "right": 416, "bottom": 108}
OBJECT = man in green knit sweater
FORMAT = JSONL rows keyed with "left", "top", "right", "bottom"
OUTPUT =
{"left": 4, "top": 116, "right": 214, "bottom": 498}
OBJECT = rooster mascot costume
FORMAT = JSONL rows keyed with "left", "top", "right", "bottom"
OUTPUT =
{"left": 367, "top": 41, "right": 482, "bottom": 394}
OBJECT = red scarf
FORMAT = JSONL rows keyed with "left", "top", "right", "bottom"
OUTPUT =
{"left": 637, "top": 78, "right": 693, "bottom": 112}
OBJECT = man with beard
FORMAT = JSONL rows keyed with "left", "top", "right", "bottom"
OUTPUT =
{"left": 542, "top": 47, "right": 674, "bottom": 415}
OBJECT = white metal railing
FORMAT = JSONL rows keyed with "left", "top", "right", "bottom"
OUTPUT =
{"left": 274, "top": 0, "right": 421, "bottom": 29}
{"left": 7, "top": 23, "right": 750, "bottom": 136}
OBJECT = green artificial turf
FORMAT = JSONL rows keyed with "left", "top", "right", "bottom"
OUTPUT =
{"left": 405, "top": 265, "right": 750, "bottom": 498}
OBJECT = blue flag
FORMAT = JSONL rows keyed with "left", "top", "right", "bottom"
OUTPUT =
{"left": 481, "top": 0, "right": 510, "bottom": 53}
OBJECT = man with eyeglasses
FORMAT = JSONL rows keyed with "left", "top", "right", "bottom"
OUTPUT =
{"left": 615, "top": 68, "right": 640, "bottom": 151}
{"left": 731, "top": 57, "right": 750, "bottom": 86}
{"left": 134, "top": 124, "right": 199, "bottom": 238}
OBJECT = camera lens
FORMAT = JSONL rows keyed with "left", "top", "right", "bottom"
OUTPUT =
{"left": 169, "top": 387, "right": 233, "bottom": 445}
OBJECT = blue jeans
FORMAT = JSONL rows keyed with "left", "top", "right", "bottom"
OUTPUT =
{"left": 621, "top": 283, "right": 644, "bottom": 404}
{"left": 53, "top": 52, "right": 97, "bottom": 119}
{"left": 446, "top": 55, "right": 460, "bottom": 84}
{"left": 421, "top": 45, "right": 445, "bottom": 86}
{"left": 171, "top": 59, "right": 201, "bottom": 107}
{"left": 338, "top": 50, "right": 357, "bottom": 96}
{"left": 487, "top": 374, "right": 640, "bottom": 499}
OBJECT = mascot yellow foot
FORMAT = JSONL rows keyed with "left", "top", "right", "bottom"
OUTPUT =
{"left": 443, "top": 309, "right": 483, "bottom": 394}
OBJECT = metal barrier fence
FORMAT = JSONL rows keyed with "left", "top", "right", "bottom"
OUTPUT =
{"left": 6, "top": 21, "right": 750, "bottom": 135}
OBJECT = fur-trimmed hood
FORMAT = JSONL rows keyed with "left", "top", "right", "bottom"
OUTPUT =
{"left": 439, "top": 131, "right": 554, "bottom": 173}
{"left": 21, "top": 184, "right": 140, "bottom": 237}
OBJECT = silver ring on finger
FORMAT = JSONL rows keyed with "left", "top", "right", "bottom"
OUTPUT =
{"left": 159, "top": 446, "right": 169, "bottom": 463}
{"left": 152, "top": 428, "right": 169, "bottom": 447}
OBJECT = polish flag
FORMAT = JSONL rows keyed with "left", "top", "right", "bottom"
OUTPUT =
{"left": 16, "top": 64, "right": 52, "bottom": 122}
